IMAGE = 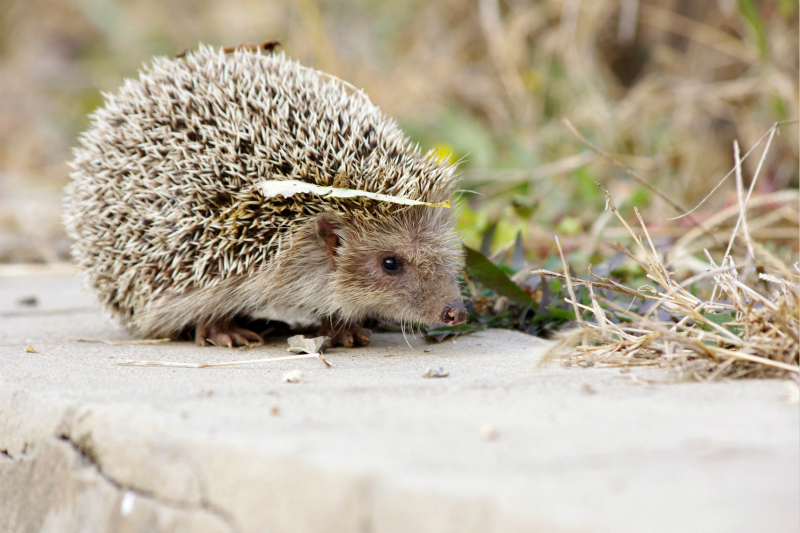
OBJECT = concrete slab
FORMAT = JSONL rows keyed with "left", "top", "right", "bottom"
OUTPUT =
{"left": 1, "top": 275, "right": 798, "bottom": 533}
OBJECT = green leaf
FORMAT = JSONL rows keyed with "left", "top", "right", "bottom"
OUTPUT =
{"left": 575, "top": 166, "right": 604, "bottom": 209}
{"left": 556, "top": 216, "right": 582, "bottom": 235}
{"left": 543, "top": 307, "right": 576, "bottom": 321}
{"left": 627, "top": 186, "right": 651, "bottom": 209}
{"left": 511, "top": 198, "right": 537, "bottom": 219}
{"left": 703, "top": 312, "right": 735, "bottom": 326}
{"left": 777, "top": 0, "right": 797, "bottom": 18}
{"left": 464, "top": 246, "right": 535, "bottom": 307}
{"left": 737, "top": 0, "right": 768, "bottom": 55}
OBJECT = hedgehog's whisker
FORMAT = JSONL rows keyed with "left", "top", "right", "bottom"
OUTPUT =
{"left": 400, "top": 314, "right": 413, "bottom": 349}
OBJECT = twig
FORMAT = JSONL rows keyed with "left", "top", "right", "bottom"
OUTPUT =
{"left": 116, "top": 353, "right": 332, "bottom": 368}
{"left": 66, "top": 337, "right": 172, "bottom": 345}
{"left": 725, "top": 134, "right": 774, "bottom": 263}
{"left": 709, "top": 346, "right": 798, "bottom": 374}
{"left": 530, "top": 268, "right": 647, "bottom": 296}
{"left": 563, "top": 118, "right": 717, "bottom": 245}
{"left": 669, "top": 120, "right": 798, "bottom": 221}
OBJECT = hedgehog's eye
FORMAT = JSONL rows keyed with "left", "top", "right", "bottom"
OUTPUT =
{"left": 381, "top": 256, "right": 401, "bottom": 274}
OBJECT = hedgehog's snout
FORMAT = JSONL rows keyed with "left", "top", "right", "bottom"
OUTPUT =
{"left": 441, "top": 301, "right": 467, "bottom": 326}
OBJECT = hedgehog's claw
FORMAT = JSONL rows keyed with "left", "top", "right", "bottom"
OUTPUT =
{"left": 320, "top": 317, "right": 371, "bottom": 348}
{"left": 195, "top": 320, "right": 264, "bottom": 347}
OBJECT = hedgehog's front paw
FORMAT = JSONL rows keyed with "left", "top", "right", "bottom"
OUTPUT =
{"left": 320, "top": 317, "right": 371, "bottom": 348}
{"left": 195, "top": 319, "right": 264, "bottom": 347}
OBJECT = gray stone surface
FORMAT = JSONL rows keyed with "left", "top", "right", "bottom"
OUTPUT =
{"left": 1, "top": 274, "right": 798, "bottom": 533}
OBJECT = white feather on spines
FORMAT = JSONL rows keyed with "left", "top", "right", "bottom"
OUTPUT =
{"left": 64, "top": 44, "right": 460, "bottom": 332}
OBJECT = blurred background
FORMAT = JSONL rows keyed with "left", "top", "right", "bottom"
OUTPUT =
{"left": 0, "top": 0, "right": 797, "bottom": 267}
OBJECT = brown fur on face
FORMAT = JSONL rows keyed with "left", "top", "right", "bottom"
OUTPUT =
{"left": 317, "top": 206, "right": 464, "bottom": 327}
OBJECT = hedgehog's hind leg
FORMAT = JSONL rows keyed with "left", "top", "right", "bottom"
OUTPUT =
{"left": 320, "top": 316, "right": 371, "bottom": 348}
{"left": 195, "top": 319, "right": 264, "bottom": 347}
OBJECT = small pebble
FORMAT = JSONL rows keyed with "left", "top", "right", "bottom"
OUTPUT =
{"left": 16, "top": 296, "right": 38, "bottom": 307}
{"left": 25, "top": 345, "right": 36, "bottom": 353}
{"left": 785, "top": 382, "right": 799, "bottom": 406}
{"left": 120, "top": 491, "right": 136, "bottom": 517}
{"left": 283, "top": 370, "right": 304, "bottom": 383}
{"left": 480, "top": 423, "right": 499, "bottom": 441}
{"left": 422, "top": 365, "right": 449, "bottom": 378}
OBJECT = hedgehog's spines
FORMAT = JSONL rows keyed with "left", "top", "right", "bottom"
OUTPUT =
{"left": 65, "top": 44, "right": 460, "bottom": 335}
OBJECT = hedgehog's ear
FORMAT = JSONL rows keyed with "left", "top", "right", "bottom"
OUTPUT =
{"left": 316, "top": 212, "right": 342, "bottom": 262}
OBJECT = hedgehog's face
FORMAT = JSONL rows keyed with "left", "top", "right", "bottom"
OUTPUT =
{"left": 316, "top": 209, "right": 466, "bottom": 327}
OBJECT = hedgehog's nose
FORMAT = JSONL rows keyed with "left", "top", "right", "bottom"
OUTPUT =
{"left": 442, "top": 301, "right": 467, "bottom": 325}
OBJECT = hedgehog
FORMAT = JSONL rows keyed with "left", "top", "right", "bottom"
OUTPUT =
{"left": 64, "top": 43, "right": 467, "bottom": 348}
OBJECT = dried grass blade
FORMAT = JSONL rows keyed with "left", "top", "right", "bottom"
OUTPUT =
{"left": 556, "top": 236, "right": 582, "bottom": 325}
{"left": 116, "top": 353, "right": 331, "bottom": 368}
{"left": 530, "top": 268, "right": 640, "bottom": 295}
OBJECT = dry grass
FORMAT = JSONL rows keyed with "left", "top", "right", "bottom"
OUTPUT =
{"left": 537, "top": 121, "right": 799, "bottom": 380}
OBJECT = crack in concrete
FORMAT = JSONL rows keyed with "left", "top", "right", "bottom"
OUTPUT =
{"left": 56, "top": 432, "right": 242, "bottom": 533}
{"left": 182, "top": 449, "right": 244, "bottom": 533}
